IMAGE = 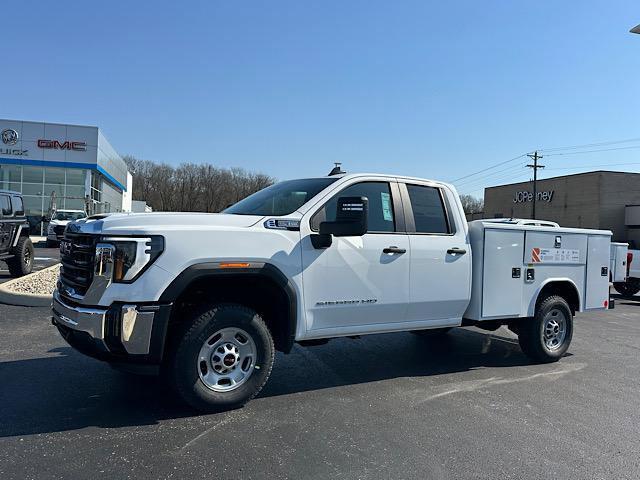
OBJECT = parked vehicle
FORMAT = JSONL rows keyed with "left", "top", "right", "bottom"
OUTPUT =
{"left": 52, "top": 172, "right": 614, "bottom": 411}
{"left": 46, "top": 209, "right": 87, "bottom": 247}
{"left": 613, "top": 247, "right": 640, "bottom": 296}
{"left": 0, "top": 190, "right": 33, "bottom": 277}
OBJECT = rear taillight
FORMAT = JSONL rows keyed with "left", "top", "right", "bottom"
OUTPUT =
{"left": 627, "top": 252, "right": 633, "bottom": 276}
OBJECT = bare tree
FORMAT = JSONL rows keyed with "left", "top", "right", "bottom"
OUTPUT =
{"left": 459, "top": 194, "right": 484, "bottom": 214}
{"left": 123, "top": 155, "right": 275, "bottom": 212}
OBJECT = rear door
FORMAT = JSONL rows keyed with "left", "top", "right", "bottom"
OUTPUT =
{"left": 400, "top": 182, "right": 472, "bottom": 325}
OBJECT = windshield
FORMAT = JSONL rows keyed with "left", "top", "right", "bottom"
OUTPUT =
{"left": 224, "top": 178, "right": 338, "bottom": 216}
{"left": 54, "top": 211, "right": 87, "bottom": 221}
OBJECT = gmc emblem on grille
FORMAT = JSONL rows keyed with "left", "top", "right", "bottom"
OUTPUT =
{"left": 60, "top": 241, "right": 73, "bottom": 256}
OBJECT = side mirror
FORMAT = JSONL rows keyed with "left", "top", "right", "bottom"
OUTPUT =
{"left": 319, "top": 196, "right": 368, "bottom": 237}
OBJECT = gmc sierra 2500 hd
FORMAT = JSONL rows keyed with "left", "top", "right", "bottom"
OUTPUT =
{"left": 52, "top": 172, "right": 615, "bottom": 411}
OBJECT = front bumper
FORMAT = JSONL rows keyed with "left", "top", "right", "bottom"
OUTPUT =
{"left": 52, "top": 290, "right": 171, "bottom": 364}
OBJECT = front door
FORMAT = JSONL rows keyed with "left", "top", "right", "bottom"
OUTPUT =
{"left": 300, "top": 179, "right": 410, "bottom": 336}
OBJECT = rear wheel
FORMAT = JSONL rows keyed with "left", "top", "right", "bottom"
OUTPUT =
{"left": 518, "top": 295, "right": 573, "bottom": 363}
{"left": 168, "top": 304, "right": 275, "bottom": 412}
{"left": 613, "top": 280, "right": 640, "bottom": 297}
{"left": 7, "top": 237, "right": 34, "bottom": 277}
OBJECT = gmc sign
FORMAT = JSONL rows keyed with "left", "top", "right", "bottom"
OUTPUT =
{"left": 37, "top": 139, "right": 87, "bottom": 151}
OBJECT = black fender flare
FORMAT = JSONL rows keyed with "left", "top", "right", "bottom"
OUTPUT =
{"left": 159, "top": 262, "right": 298, "bottom": 353}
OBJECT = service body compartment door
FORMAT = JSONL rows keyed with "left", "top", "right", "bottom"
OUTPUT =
{"left": 482, "top": 229, "right": 525, "bottom": 317}
{"left": 586, "top": 235, "right": 611, "bottom": 309}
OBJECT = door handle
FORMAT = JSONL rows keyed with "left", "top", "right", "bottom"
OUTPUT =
{"left": 382, "top": 246, "right": 407, "bottom": 254}
{"left": 447, "top": 247, "right": 467, "bottom": 255}
{"left": 383, "top": 246, "right": 406, "bottom": 254}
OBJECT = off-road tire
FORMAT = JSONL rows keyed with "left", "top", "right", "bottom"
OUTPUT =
{"left": 613, "top": 281, "right": 640, "bottom": 297}
{"left": 168, "top": 303, "right": 275, "bottom": 412}
{"left": 518, "top": 295, "right": 573, "bottom": 363}
{"left": 7, "top": 237, "right": 34, "bottom": 277}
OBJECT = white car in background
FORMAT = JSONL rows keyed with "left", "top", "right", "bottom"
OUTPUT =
{"left": 46, "top": 210, "right": 87, "bottom": 247}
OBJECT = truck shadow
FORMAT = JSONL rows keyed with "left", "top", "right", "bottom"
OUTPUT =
{"left": 0, "top": 328, "right": 533, "bottom": 438}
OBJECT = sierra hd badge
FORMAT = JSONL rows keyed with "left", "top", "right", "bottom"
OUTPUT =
{"left": 1, "top": 128, "right": 18, "bottom": 145}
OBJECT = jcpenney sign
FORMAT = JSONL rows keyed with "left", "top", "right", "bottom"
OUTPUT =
{"left": 513, "top": 190, "right": 554, "bottom": 203}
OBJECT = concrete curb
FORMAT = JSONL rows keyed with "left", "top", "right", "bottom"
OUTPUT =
{"left": 0, "top": 264, "right": 59, "bottom": 307}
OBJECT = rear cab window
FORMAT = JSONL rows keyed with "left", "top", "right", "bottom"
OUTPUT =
{"left": 405, "top": 184, "right": 450, "bottom": 234}
{"left": 311, "top": 181, "right": 396, "bottom": 233}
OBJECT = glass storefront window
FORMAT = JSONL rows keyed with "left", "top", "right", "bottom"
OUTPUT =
{"left": 22, "top": 195, "right": 44, "bottom": 216}
{"left": 0, "top": 165, "right": 21, "bottom": 183}
{"left": 22, "top": 183, "right": 44, "bottom": 196}
{"left": 65, "top": 185, "right": 86, "bottom": 199}
{"left": 45, "top": 167, "right": 65, "bottom": 185}
{"left": 0, "top": 181, "right": 21, "bottom": 192}
{"left": 66, "top": 169, "right": 87, "bottom": 186}
{"left": 22, "top": 166, "right": 43, "bottom": 184}
{"left": 65, "top": 198, "right": 86, "bottom": 210}
{"left": 44, "top": 184, "right": 65, "bottom": 198}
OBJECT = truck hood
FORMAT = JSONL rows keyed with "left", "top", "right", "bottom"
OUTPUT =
{"left": 69, "top": 212, "right": 265, "bottom": 235}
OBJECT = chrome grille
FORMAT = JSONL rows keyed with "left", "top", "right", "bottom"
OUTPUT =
{"left": 59, "top": 232, "right": 98, "bottom": 297}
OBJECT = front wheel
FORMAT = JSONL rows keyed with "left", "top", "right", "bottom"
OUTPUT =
{"left": 168, "top": 304, "right": 275, "bottom": 412}
{"left": 7, "top": 237, "right": 34, "bottom": 277}
{"left": 518, "top": 295, "right": 573, "bottom": 363}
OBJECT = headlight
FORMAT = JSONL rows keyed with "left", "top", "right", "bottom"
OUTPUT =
{"left": 95, "top": 236, "right": 164, "bottom": 283}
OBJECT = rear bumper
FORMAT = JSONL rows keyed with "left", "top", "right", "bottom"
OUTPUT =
{"left": 52, "top": 290, "right": 171, "bottom": 364}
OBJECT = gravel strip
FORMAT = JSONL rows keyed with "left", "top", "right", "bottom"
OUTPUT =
{"left": 4, "top": 264, "right": 61, "bottom": 295}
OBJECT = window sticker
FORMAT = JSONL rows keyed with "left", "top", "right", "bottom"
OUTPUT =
{"left": 381, "top": 192, "right": 393, "bottom": 222}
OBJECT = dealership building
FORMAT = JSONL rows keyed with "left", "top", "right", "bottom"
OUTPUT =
{"left": 0, "top": 119, "right": 132, "bottom": 229}
{"left": 483, "top": 170, "right": 640, "bottom": 246}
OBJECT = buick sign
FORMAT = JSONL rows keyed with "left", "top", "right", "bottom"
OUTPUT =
{"left": 0, "top": 128, "right": 28, "bottom": 156}
{"left": 1, "top": 128, "right": 18, "bottom": 145}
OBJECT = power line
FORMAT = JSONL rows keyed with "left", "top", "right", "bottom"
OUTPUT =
{"left": 537, "top": 137, "right": 640, "bottom": 153}
{"left": 448, "top": 154, "right": 526, "bottom": 183}
{"left": 543, "top": 145, "right": 640, "bottom": 156}
{"left": 454, "top": 162, "right": 528, "bottom": 188}
{"left": 544, "top": 162, "right": 640, "bottom": 171}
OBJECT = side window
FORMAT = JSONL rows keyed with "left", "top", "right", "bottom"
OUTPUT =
{"left": 12, "top": 196, "right": 24, "bottom": 216}
{"left": 0, "top": 195, "right": 12, "bottom": 217}
{"left": 311, "top": 182, "right": 395, "bottom": 233}
{"left": 406, "top": 185, "right": 449, "bottom": 234}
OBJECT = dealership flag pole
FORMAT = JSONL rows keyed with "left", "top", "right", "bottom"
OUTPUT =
{"left": 527, "top": 151, "right": 545, "bottom": 220}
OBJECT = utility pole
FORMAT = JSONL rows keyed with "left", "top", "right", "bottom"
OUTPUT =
{"left": 526, "top": 151, "right": 545, "bottom": 219}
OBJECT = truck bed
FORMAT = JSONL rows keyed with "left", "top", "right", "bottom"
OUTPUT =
{"left": 464, "top": 220, "right": 612, "bottom": 321}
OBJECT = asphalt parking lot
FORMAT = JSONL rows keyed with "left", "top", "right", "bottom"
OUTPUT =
{"left": 1, "top": 299, "right": 639, "bottom": 479}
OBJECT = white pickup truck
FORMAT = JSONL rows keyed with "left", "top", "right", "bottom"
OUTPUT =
{"left": 613, "top": 247, "right": 640, "bottom": 296}
{"left": 52, "top": 172, "right": 614, "bottom": 411}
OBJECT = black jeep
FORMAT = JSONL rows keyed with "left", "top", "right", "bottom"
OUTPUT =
{"left": 0, "top": 190, "right": 34, "bottom": 277}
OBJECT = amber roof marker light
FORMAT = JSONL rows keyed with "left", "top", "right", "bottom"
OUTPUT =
{"left": 219, "top": 262, "right": 251, "bottom": 269}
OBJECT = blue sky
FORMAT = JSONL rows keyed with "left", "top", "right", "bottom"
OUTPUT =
{"left": 4, "top": 0, "right": 639, "bottom": 197}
